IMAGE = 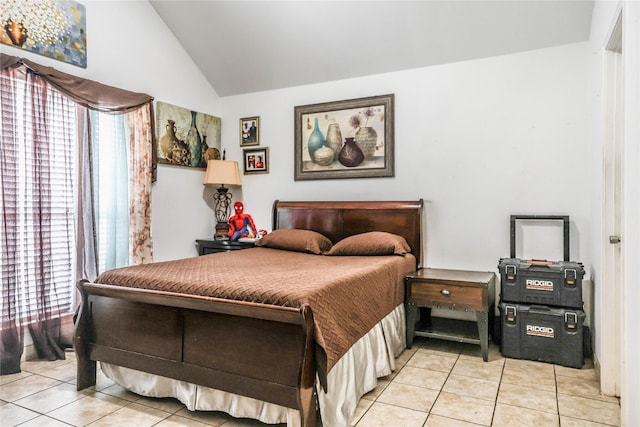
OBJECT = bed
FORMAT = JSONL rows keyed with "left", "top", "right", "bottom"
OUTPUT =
{"left": 74, "top": 200, "right": 424, "bottom": 426}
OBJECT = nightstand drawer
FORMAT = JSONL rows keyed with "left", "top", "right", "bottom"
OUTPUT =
{"left": 409, "top": 283, "right": 485, "bottom": 311}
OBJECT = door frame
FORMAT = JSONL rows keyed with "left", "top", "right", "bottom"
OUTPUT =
{"left": 600, "top": 7, "right": 623, "bottom": 397}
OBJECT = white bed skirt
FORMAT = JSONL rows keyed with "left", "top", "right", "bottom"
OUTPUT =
{"left": 101, "top": 304, "right": 406, "bottom": 427}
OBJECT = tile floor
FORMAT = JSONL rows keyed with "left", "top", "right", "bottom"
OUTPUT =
{"left": 0, "top": 337, "right": 620, "bottom": 426}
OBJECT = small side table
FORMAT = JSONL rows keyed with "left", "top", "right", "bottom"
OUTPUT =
{"left": 405, "top": 268, "right": 496, "bottom": 361}
{"left": 196, "top": 239, "right": 254, "bottom": 256}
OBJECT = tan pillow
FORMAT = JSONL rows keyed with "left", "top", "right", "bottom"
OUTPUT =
{"left": 325, "top": 231, "right": 411, "bottom": 256}
{"left": 255, "top": 228, "right": 332, "bottom": 254}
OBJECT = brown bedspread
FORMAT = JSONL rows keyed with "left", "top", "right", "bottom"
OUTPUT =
{"left": 96, "top": 247, "right": 416, "bottom": 381}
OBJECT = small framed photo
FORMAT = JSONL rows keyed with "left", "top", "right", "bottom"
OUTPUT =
{"left": 240, "top": 116, "right": 260, "bottom": 146}
{"left": 243, "top": 147, "right": 269, "bottom": 174}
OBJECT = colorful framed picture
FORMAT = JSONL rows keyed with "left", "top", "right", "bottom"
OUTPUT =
{"left": 1, "top": 0, "right": 87, "bottom": 68}
{"left": 156, "top": 101, "right": 221, "bottom": 169}
{"left": 243, "top": 147, "right": 269, "bottom": 175}
{"left": 240, "top": 116, "right": 260, "bottom": 146}
{"left": 294, "top": 94, "right": 394, "bottom": 180}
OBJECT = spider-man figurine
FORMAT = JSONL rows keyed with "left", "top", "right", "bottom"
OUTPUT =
{"left": 228, "top": 201, "right": 258, "bottom": 241}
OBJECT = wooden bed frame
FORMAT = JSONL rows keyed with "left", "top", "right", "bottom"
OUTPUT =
{"left": 74, "top": 200, "right": 424, "bottom": 427}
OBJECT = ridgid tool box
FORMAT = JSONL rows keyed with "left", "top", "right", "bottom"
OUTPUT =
{"left": 498, "top": 215, "right": 585, "bottom": 309}
{"left": 496, "top": 215, "right": 587, "bottom": 367}
{"left": 499, "top": 303, "right": 585, "bottom": 368}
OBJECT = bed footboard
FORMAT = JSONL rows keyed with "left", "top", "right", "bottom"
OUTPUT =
{"left": 74, "top": 279, "right": 317, "bottom": 426}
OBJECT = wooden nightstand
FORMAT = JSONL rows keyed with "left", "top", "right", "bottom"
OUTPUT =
{"left": 405, "top": 268, "right": 496, "bottom": 361}
{"left": 196, "top": 239, "right": 254, "bottom": 256}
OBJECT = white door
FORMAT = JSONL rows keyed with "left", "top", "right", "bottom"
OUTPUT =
{"left": 600, "top": 10, "right": 623, "bottom": 397}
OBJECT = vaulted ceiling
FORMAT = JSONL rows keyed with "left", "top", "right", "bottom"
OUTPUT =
{"left": 150, "top": 1, "right": 594, "bottom": 97}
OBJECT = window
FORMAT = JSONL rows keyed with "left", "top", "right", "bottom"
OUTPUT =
{"left": 1, "top": 55, "right": 153, "bottom": 372}
{"left": 0, "top": 76, "right": 133, "bottom": 325}
{"left": 0, "top": 71, "right": 76, "bottom": 324}
{"left": 90, "top": 111, "right": 130, "bottom": 273}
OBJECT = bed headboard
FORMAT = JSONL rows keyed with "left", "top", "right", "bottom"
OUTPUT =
{"left": 272, "top": 200, "right": 424, "bottom": 268}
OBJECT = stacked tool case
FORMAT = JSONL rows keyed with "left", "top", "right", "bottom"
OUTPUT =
{"left": 497, "top": 215, "right": 586, "bottom": 368}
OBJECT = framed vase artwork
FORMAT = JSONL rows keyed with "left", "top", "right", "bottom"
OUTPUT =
{"left": 240, "top": 116, "right": 260, "bottom": 146}
{"left": 294, "top": 94, "right": 394, "bottom": 180}
{"left": 156, "top": 101, "right": 221, "bottom": 169}
{"left": 243, "top": 147, "right": 269, "bottom": 175}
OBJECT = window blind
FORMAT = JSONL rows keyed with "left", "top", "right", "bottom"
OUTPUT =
{"left": 0, "top": 72, "right": 76, "bottom": 324}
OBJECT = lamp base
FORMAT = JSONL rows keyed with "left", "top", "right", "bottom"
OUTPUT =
{"left": 214, "top": 222, "right": 230, "bottom": 240}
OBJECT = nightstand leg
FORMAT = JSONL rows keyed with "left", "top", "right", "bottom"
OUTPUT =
{"left": 476, "top": 310, "right": 489, "bottom": 361}
{"left": 405, "top": 302, "right": 417, "bottom": 349}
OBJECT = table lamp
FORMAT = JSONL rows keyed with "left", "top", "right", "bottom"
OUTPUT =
{"left": 203, "top": 159, "right": 242, "bottom": 240}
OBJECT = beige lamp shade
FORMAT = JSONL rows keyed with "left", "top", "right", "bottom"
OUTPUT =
{"left": 203, "top": 160, "right": 242, "bottom": 186}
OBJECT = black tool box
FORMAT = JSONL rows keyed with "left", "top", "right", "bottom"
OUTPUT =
{"left": 498, "top": 215, "right": 584, "bottom": 309}
{"left": 499, "top": 302, "right": 585, "bottom": 368}
{"left": 498, "top": 258, "right": 584, "bottom": 308}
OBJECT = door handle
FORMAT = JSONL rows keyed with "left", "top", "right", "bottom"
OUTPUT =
{"left": 609, "top": 235, "right": 621, "bottom": 244}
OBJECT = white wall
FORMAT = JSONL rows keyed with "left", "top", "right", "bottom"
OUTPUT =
{"left": 0, "top": 1, "right": 595, "bottom": 271}
{"left": 222, "top": 43, "right": 593, "bottom": 275}
{"left": 0, "top": 0, "right": 220, "bottom": 262}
